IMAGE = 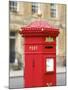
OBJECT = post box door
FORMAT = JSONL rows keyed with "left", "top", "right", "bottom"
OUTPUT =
{"left": 24, "top": 55, "right": 33, "bottom": 87}
{"left": 32, "top": 55, "right": 43, "bottom": 87}
{"left": 24, "top": 54, "right": 43, "bottom": 87}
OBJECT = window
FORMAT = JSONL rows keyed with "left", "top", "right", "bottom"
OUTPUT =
{"left": 9, "top": 1, "right": 17, "bottom": 12}
{"left": 32, "top": 2, "right": 38, "bottom": 14}
{"left": 10, "top": 32, "right": 16, "bottom": 63}
{"left": 50, "top": 3, "right": 56, "bottom": 18}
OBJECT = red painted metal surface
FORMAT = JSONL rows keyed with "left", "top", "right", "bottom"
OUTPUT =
{"left": 19, "top": 20, "right": 59, "bottom": 88}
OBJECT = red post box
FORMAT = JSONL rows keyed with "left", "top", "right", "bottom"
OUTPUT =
{"left": 19, "top": 20, "right": 59, "bottom": 88}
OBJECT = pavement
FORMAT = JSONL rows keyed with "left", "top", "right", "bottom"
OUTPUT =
{"left": 9, "top": 73, "right": 66, "bottom": 89}
{"left": 10, "top": 66, "right": 66, "bottom": 77}
{"left": 9, "top": 66, "right": 66, "bottom": 89}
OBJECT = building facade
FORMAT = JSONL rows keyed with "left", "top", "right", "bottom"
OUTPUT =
{"left": 9, "top": 1, "right": 66, "bottom": 70}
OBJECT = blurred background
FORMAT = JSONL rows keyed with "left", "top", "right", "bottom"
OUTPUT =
{"left": 9, "top": 1, "right": 66, "bottom": 88}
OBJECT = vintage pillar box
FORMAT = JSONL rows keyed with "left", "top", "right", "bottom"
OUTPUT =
{"left": 19, "top": 20, "right": 59, "bottom": 88}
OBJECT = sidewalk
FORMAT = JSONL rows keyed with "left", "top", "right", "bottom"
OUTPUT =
{"left": 10, "top": 69, "right": 23, "bottom": 77}
{"left": 10, "top": 66, "right": 66, "bottom": 77}
{"left": 56, "top": 66, "right": 66, "bottom": 73}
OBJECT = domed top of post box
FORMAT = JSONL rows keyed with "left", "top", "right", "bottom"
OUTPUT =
{"left": 19, "top": 20, "right": 59, "bottom": 37}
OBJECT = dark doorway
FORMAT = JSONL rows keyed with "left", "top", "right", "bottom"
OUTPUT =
{"left": 10, "top": 32, "right": 16, "bottom": 63}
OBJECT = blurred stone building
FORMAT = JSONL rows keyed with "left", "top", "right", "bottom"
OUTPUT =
{"left": 9, "top": 1, "right": 66, "bottom": 70}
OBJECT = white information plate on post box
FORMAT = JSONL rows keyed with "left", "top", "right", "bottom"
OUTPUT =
{"left": 46, "top": 58, "right": 54, "bottom": 72}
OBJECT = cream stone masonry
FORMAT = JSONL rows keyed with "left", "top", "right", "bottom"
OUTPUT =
{"left": 9, "top": 2, "right": 66, "bottom": 66}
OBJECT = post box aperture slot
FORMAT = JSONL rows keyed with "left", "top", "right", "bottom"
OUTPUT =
{"left": 45, "top": 46, "right": 53, "bottom": 49}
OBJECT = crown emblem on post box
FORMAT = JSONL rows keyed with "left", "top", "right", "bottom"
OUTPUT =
{"left": 46, "top": 37, "right": 54, "bottom": 42}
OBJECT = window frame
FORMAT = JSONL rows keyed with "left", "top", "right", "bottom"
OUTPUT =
{"left": 9, "top": 1, "right": 17, "bottom": 13}
{"left": 50, "top": 3, "right": 57, "bottom": 18}
{"left": 32, "top": 2, "right": 38, "bottom": 14}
